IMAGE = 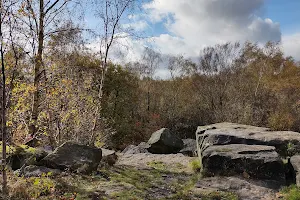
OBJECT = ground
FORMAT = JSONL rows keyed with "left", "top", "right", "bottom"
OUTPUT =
{"left": 0, "top": 152, "right": 298, "bottom": 199}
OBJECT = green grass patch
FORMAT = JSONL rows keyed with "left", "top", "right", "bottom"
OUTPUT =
{"left": 281, "top": 185, "right": 300, "bottom": 200}
{"left": 189, "top": 159, "right": 201, "bottom": 172}
{"left": 147, "top": 160, "right": 167, "bottom": 171}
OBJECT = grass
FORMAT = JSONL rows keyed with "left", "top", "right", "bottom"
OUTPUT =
{"left": 147, "top": 160, "right": 167, "bottom": 171}
{"left": 281, "top": 185, "right": 300, "bottom": 200}
{"left": 4, "top": 164, "right": 208, "bottom": 199}
{"left": 189, "top": 159, "right": 201, "bottom": 172}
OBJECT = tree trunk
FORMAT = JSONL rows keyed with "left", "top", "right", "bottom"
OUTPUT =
{"left": 30, "top": 0, "right": 45, "bottom": 137}
{"left": 0, "top": 0, "right": 7, "bottom": 192}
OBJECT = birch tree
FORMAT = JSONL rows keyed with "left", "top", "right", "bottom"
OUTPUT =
{"left": 17, "top": 0, "right": 80, "bottom": 137}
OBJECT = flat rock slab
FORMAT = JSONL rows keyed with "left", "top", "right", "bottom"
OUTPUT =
{"left": 203, "top": 144, "right": 285, "bottom": 182}
{"left": 116, "top": 153, "right": 195, "bottom": 173}
{"left": 195, "top": 176, "right": 280, "bottom": 200}
{"left": 197, "top": 122, "right": 300, "bottom": 156}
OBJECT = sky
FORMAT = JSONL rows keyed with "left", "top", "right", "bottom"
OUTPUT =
{"left": 86, "top": 0, "right": 300, "bottom": 77}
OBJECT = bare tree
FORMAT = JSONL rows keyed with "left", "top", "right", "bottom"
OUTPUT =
{"left": 92, "top": 0, "right": 135, "bottom": 101}
{"left": 15, "top": 0, "right": 80, "bottom": 137}
{"left": 89, "top": 0, "right": 136, "bottom": 144}
{"left": 0, "top": 0, "right": 19, "bottom": 194}
{"left": 140, "top": 47, "right": 161, "bottom": 112}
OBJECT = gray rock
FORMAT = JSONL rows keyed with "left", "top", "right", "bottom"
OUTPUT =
{"left": 22, "top": 165, "right": 61, "bottom": 177}
{"left": 195, "top": 176, "right": 281, "bottom": 200}
{"left": 197, "top": 122, "right": 300, "bottom": 156}
{"left": 122, "top": 142, "right": 149, "bottom": 154}
{"left": 180, "top": 139, "right": 197, "bottom": 157}
{"left": 203, "top": 144, "right": 285, "bottom": 182}
{"left": 40, "top": 141, "right": 102, "bottom": 174}
{"left": 290, "top": 155, "right": 300, "bottom": 186}
{"left": 147, "top": 128, "right": 184, "bottom": 154}
{"left": 101, "top": 148, "right": 118, "bottom": 166}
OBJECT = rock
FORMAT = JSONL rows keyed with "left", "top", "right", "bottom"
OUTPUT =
{"left": 22, "top": 165, "right": 61, "bottom": 177}
{"left": 101, "top": 148, "right": 118, "bottom": 166}
{"left": 8, "top": 145, "right": 48, "bottom": 170}
{"left": 194, "top": 176, "right": 281, "bottom": 200}
{"left": 203, "top": 144, "right": 285, "bottom": 182}
{"left": 147, "top": 128, "right": 184, "bottom": 154}
{"left": 197, "top": 122, "right": 300, "bottom": 156}
{"left": 116, "top": 153, "right": 194, "bottom": 173}
{"left": 40, "top": 142, "right": 102, "bottom": 174}
{"left": 290, "top": 155, "right": 300, "bottom": 186}
{"left": 180, "top": 139, "right": 197, "bottom": 157}
{"left": 122, "top": 142, "right": 149, "bottom": 154}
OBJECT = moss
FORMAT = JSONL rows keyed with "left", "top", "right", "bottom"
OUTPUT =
{"left": 189, "top": 159, "right": 201, "bottom": 172}
{"left": 0, "top": 142, "right": 16, "bottom": 155}
{"left": 147, "top": 161, "right": 167, "bottom": 171}
{"left": 281, "top": 185, "right": 300, "bottom": 200}
{"left": 19, "top": 145, "right": 37, "bottom": 154}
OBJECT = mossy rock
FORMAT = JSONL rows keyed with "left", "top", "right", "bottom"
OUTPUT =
{"left": 5, "top": 144, "right": 48, "bottom": 170}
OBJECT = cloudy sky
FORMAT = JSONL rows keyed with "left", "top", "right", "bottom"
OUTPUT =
{"left": 87, "top": 0, "right": 300, "bottom": 76}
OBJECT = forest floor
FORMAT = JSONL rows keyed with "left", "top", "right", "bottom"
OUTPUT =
{"left": 0, "top": 152, "right": 295, "bottom": 200}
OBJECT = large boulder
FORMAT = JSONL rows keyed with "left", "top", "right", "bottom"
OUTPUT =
{"left": 180, "top": 139, "right": 197, "bottom": 157}
{"left": 147, "top": 128, "right": 184, "bottom": 154}
{"left": 290, "top": 155, "right": 300, "bottom": 186}
{"left": 203, "top": 144, "right": 285, "bottom": 183}
{"left": 122, "top": 142, "right": 149, "bottom": 154}
{"left": 197, "top": 122, "right": 300, "bottom": 157}
{"left": 40, "top": 142, "right": 102, "bottom": 174}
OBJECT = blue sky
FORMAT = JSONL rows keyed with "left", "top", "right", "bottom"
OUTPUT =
{"left": 265, "top": 0, "right": 300, "bottom": 34}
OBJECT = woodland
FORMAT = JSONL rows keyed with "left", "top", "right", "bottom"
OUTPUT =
{"left": 0, "top": 0, "right": 300, "bottom": 197}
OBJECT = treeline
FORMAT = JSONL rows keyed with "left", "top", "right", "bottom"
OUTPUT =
{"left": 4, "top": 40, "right": 300, "bottom": 150}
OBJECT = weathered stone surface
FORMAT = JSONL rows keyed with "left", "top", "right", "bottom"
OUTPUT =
{"left": 22, "top": 165, "right": 61, "bottom": 177}
{"left": 116, "top": 153, "right": 194, "bottom": 173}
{"left": 147, "top": 128, "right": 184, "bottom": 154}
{"left": 203, "top": 144, "right": 285, "bottom": 182}
{"left": 197, "top": 122, "right": 300, "bottom": 156}
{"left": 180, "top": 139, "right": 197, "bottom": 157}
{"left": 290, "top": 155, "right": 300, "bottom": 186}
{"left": 41, "top": 142, "right": 102, "bottom": 174}
{"left": 122, "top": 142, "right": 149, "bottom": 154}
{"left": 101, "top": 148, "right": 118, "bottom": 166}
{"left": 194, "top": 176, "right": 281, "bottom": 200}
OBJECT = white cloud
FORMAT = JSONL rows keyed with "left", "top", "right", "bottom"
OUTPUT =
{"left": 143, "top": 0, "right": 281, "bottom": 55}
{"left": 282, "top": 33, "right": 300, "bottom": 61}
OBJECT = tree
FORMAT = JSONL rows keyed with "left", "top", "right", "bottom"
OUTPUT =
{"left": 140, "top": 47, "right": 161, "bottom": 112}
{"left": 0, "top": 0, "right": 7, "bottom": 193}
{"left": 17, "top": 0, "right": 80, "bottom": 137}
{"left": 0, "top": 0, "right": 20, "bottom": 194}
{"left": 87, "top": 0, "right": 136, "bottom": 145}
{"left": 92, "top": 0, "right": 135, "bottom": 103}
